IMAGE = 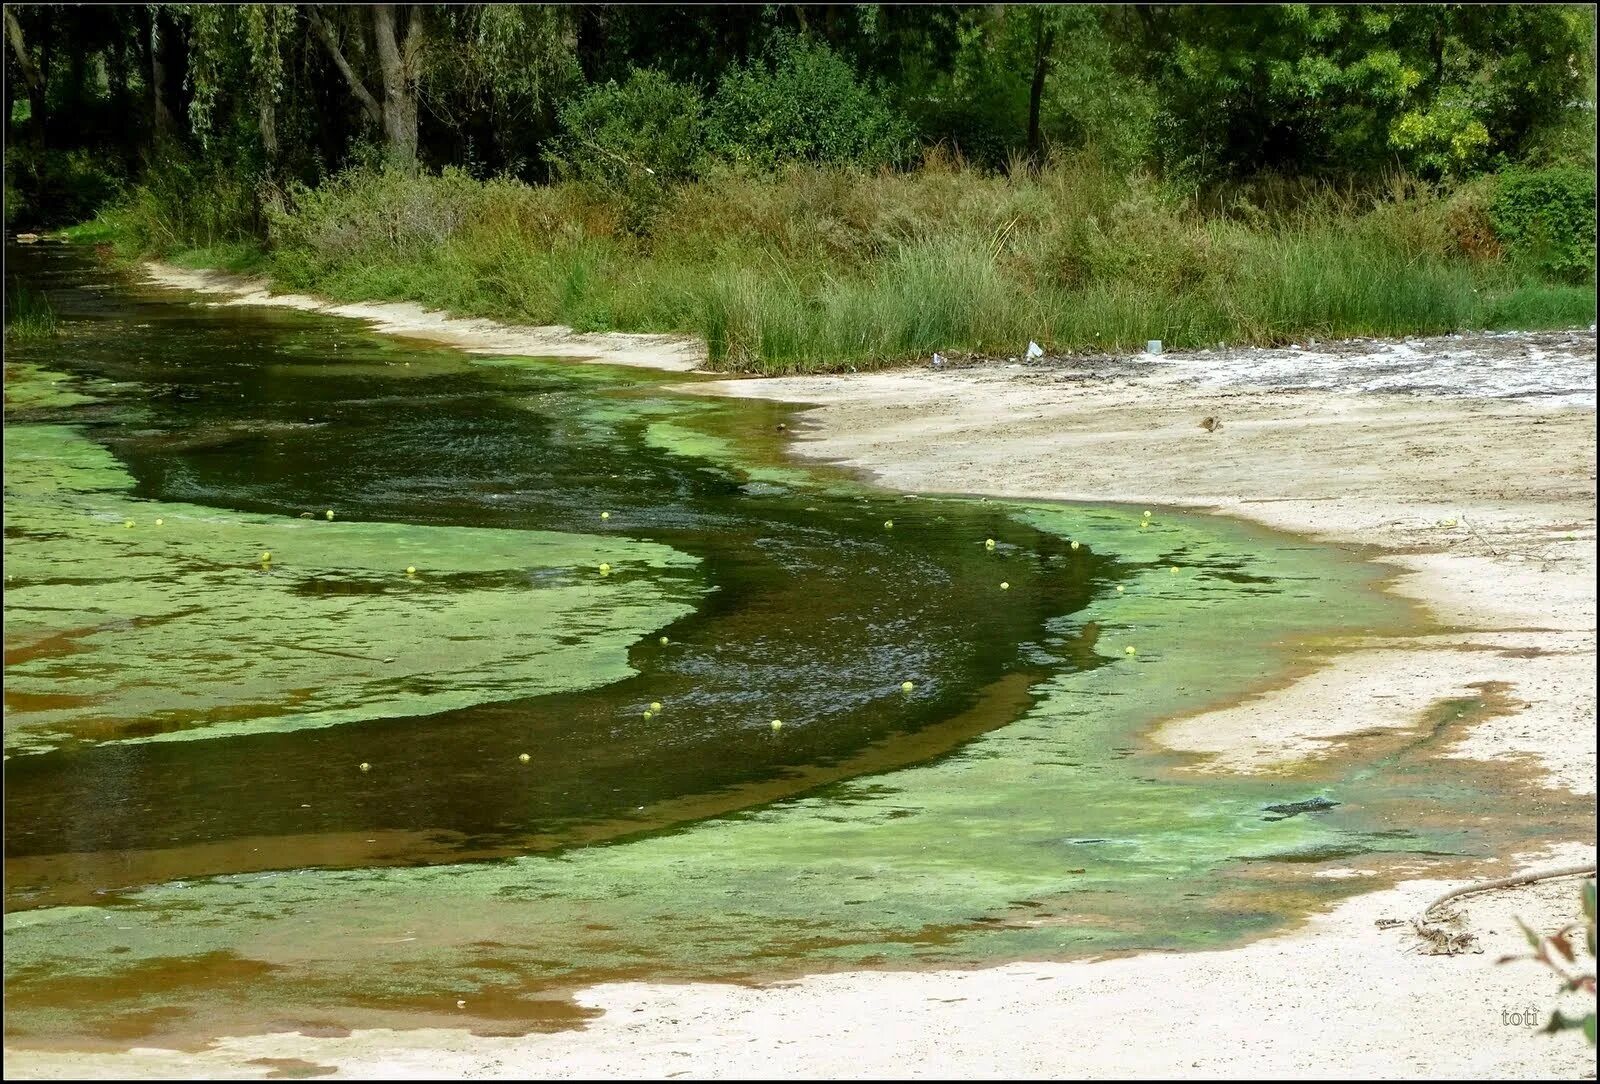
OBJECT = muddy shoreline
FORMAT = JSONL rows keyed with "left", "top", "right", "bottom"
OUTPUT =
{"left": 6, "top": 264, "right": 1595, "bottom": 1078}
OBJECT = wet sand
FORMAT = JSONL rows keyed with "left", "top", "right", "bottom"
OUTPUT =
{"left": 5, "top": 270, "right": 1594, "bottom": 1078}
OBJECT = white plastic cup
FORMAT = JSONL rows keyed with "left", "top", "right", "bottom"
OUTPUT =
{"left": 1146, "top": 340, "right": 1164, "bottom": 355}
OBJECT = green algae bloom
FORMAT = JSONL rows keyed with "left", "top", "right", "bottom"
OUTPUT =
{"left": 3, "top": 422, "right": 703, "bottom": 756}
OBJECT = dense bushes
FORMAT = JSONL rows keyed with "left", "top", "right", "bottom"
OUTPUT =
{"left": 85, "top": 153, "right": 264, "bottom": 259}
{"left": 550, "top": 71, "right": 708, "bottom": 190}
{"left": 1489, "top": 167, "right": 1598, "bottom": 284}
{"left": 704, "top": 35, "right": 913, "bottom": 171}
{"left": 3, "top": 148, "right": 123, "bottom": 229}
{"left": 548, "top": 37, "right": 913, "bottom": 195}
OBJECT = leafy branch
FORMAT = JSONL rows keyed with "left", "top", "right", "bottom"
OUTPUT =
{"left": 1497, "top": 878, "right": 1598, "bottom": 1046}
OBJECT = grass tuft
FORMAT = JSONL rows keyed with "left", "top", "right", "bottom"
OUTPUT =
{"left": 4, "top": 282, "right": 59, "bottom": 340}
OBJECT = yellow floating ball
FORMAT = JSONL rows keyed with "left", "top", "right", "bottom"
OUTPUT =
{"left": 518, "top": 753, "right": 530, "bottom": 763}
{"left": 1000, "top": 581, "right": 1010, "bottom": 590}
{"left": 406, "top": 566, "right": 416, "bottom": 575}
{"left": 1124, "top": 646, "right": 1137, "bottom": 656}
{"left": 884, "top": 520, "right": 894, "bottom": 529}
{"left": 1070, "top": 540, "right": 1080, "bottom": 550}
{"left": 659, "top": 636, "right": 670, "bottom": 645}
{"left": 1170, "top": 565, "right": 1179, "bottom": 574}
{"left": 261, "top": 551, "right": 272, "bottom": 562}
{"left": 359, "top": 762, "right": 371, "bottom": 772}
{"left": 1142, "top": 510, "right": 1152, "bottom": 518}
{"left": 643, "top": 711, "right": 653, "bottom": 720}
{"left": 901, "top": 681, "right": 914, "bottom": 693}
{"left": 124, "top": 520, "right": 135, "bottom": 528}
{"left": 599, "top": 563, "right": 611, "bottom": 575}
{"left": 326, "top": 510, "right": 335, "bottom": 521}
{"left": 155, "top": 518, "right": 164, "bottom": 526}
{"left": 985, "top": 538, "right": 996, "bottom": 549}
{"left": 770, "top": 719, "right": 783, "bottom": 731}
{"left": 650, "top": 701, "right": 662, "bottom": 713}
{"left": 600, "top": 511, "right": 611, "bottom": 520}
{"left": 1115, "top": 585, "right": 1125, "bottom": 594}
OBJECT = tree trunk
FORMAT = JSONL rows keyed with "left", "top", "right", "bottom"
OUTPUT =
{"left": 258, "top": 92, "right": 279, "bottom": 168}
{"left": 149, "top": 8, "right": 176, "bottom": 142}
{"left": 371, "top": 5, "right": 420, "bottom": 170}
{"left": 1026, "top": 23, "right": 1056, "bottom": 173}
{"left": 4, "top": 7, "right": 46, "bottom": 148}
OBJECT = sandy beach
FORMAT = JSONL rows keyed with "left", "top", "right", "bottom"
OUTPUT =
{"left": 6, "top": 270, "right": 1595, "bottom": 1078}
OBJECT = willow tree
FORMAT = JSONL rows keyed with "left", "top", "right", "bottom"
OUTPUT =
{"left": 307, "top": 3, "right": 427, "bottom": 170}
{"left": 421, "top": 4, "right": 580, "bottom": 175}
{"left": 186, "top": 4, "right": 297, "bottom": 172}
{"left": 3, "top": 7, "right": 46, "bottom": 148}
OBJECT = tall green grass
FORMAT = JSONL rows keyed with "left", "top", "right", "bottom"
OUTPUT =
{"left": 85, "top": 155, "right": 1597, "bottom": 373}
{"left": 4, "top": 282, "right": 58, "bottom": 340}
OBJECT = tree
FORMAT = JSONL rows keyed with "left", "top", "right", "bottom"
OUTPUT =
{"left": 186, "top": 5, "right": 298, "bottom": 172}
{"left": 308, "top": 4, "right": 426, "bottom": 169}
{"left": 1023, "top": 8, "right": 1058, "bottom": 171}
{"left": 1135, "top": 3, "right": 1596, "bottom": 182}
{"left": 705, "top": 33, "right": 913, "bottom": 171}
{"left": 4, "top": 7, "right": 46, "bottom": 148}
{"left": 421, "top": 4, "right": 580, "bottom": 177}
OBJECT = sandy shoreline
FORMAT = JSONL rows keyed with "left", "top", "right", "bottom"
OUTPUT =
{"left": 5, "top": 266, "right": 1595, "bottom": 1078}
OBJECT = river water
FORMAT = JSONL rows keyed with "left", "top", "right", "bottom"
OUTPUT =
{"left": 4, "top": 244, "right": 1585, "bottom": 1047}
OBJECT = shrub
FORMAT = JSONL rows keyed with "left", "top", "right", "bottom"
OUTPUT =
{"left": 706, "top": 34, "right": 913, "bottom": 172}
{"left": 1442, "top": 178, "right": 1504, "bottom": 263}
{"left": 97, "top": 152, "right": 262, "bottom": 255}
{"left": 1489, "top": 167, "right": 1598, "bottom": 284}
{"left": 548, "top": 68, "right": 707, "bottom": 229}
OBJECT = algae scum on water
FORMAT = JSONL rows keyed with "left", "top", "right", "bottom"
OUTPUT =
{"left": 2, "top": 244, "right": 1584, "bottom": 1046}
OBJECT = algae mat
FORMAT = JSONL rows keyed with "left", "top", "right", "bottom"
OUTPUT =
{"left": 4, "top": 422, "right": 704, "bottom": 757}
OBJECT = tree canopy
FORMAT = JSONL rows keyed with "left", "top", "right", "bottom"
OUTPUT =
{"left": 4, "top": 4, "right": 1595, "bottom": 227}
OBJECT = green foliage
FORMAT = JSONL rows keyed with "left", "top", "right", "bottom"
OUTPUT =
{"left": 2, "top": 148, "right": 122, "bottom": 229}
{"left": 907, "top": 13, "right": 1028, "bottom": 171}
{"left": 8, "top": 3, "right": 1596, "bottom": 224}
{"left": 422, "top": 3, "right": 581, "bottom": 174}
{"left": 1144, "top": 4, "right": 1595, "bottom": 182}
{"left": 184, "top": 4, "right": 296, "bottom": 147}
{"left": 705, "top": 34, "right": 913, "bottom": 171}
{"left": 425, "top": 5, "right": 580, "bottom": 125}
{"left": 20, "top": 2, "right": 1596, "bottom": 348}
{"left": 107, "top": 156, "right": 1595, "bottom": 376}
{"left": 1489, "top": 167, "right": 1598, "bottom": 284}
{"left": 549, "top": 68, "right": 707, "bottom": 226}
{"left": 97, "top": 153, "right": 263, "bottom": 255}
